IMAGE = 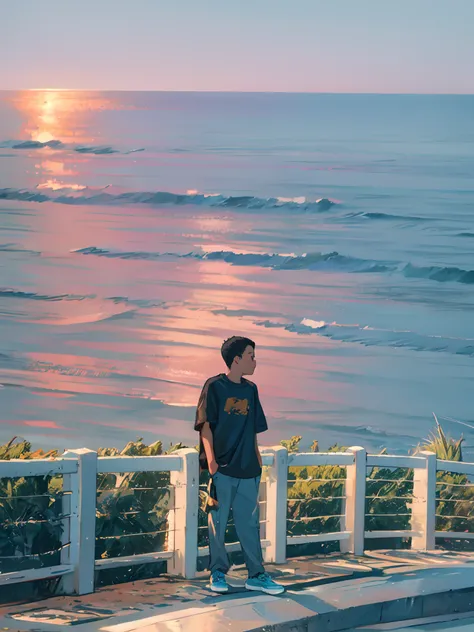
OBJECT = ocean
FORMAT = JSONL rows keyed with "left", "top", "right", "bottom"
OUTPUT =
{"left": 0, "top": 90, "right": 473, "bottom": 457}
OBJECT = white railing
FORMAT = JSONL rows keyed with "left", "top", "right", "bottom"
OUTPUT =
{"left": 364, "top": 451, "right": 436, "bottom": 550}
{"left": 0, "top": 453, "right": 81, "bottom": 592}
{"left": 435, "top": 459, "right": 474, "bottom": 542}
{"left": 1, "top": 445, "right": 473, "bottom": 596}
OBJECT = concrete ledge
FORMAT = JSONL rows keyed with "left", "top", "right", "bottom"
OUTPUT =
{"left": 3, "top": 553, "right": 474, "bottom": 632}
{"left": 249, "top": 568, "right": 474, "bottom": 632}
{"left": 251, "top": 589, "right": 474, "bottom": 632}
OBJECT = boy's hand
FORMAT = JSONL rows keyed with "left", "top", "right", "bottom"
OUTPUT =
{"left": 209, "top": 460, "right": 218, "bottom": 476}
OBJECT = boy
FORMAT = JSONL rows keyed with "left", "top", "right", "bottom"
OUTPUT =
{"left": 195, "top": 336, "right": 284, "bottom": 595}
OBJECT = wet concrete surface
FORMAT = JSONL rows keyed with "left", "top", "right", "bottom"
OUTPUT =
{"left": 1, "top": 550, "right": 474, "bottom": 632}
{"left": 348, "top": 611, "right": 474, "bottom": 631}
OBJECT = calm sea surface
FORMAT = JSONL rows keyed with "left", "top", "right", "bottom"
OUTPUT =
{"left": 0, "top": 91, "right": 473, "bottom": 456}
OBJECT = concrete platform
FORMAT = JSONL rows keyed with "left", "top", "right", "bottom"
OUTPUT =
{"left": 348, "top": 612, "right": 474, "bottom": 631}
{"left": 2, "top": 550, "right": 474, "bottom": 632}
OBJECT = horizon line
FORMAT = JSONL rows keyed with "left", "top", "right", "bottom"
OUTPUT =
{"left": 1, "top": 88, "right": 473, "bottom": 96}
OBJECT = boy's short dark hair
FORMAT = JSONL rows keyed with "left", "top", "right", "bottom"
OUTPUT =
{"left": 221, "top": 336, "right": 255, "bottom": 369}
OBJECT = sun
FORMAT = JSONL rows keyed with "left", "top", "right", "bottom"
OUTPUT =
{"left": 35, "top": 131, "right": 55, "bottom": 144}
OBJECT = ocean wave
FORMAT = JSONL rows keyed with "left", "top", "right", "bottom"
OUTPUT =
{"left": 74, "top": 246, "right": 395, "bottom": 273}
{"left": 11, "top": 140, "right": 64, "bottom": 150}
{"left": 346, "top": 211, "right": 429, "bottom": 222}
{"left": 403, "top": 263, "right": 474, "bottom": 285}
{"left": 198, "top": 250, "right": 391, "bottom": 272}
{"left": 255, "top": 318, "right": 474, "bottom": 357}
{"left": 74, "top": 146, "right": 119, "bottom": 155}
{"left": 0, "top": 289, "right": 94, "bottom": 302}
{"left": 0, "top": 288, "right": 170, "bottom": 312}
{"left": 108, "top": 296, "right": 167, "bottom": 308}
{"left": 0, "top": 243, "right": 41, "bottom": 256}
{"left": 316, "top": 421, "right": 396, "bottom": 439}
{"left": 73, "top": 245, "right": 474, "bottom": 285}
{"left": 0, "top": 187, "right": 336, "bottom": 212}
{"left": 0, "top": 140, "right": 144, "bottom": 155}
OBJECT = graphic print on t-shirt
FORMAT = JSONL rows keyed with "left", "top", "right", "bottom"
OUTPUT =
{"left": 224, "top": 397, "right": 249, "bottom": 416}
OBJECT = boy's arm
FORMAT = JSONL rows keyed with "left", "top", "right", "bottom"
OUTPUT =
{"left": 254, "top": 384, "right": 266, "bottom": 468}
{"left": 255, "top": 434, "right": 262, "bottom": 467}
{"left": 254, "top": 385, "right": 268, "bottom": 434}
{"left": 201, "top": 422, "right": 218, "bottom": 474}
{"left": 195, "top": 380, "right": 219, "bottom": 475}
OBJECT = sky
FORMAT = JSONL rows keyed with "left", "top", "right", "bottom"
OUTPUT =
{"left": 1, "top": 0, "right": 473, "bottom": 93}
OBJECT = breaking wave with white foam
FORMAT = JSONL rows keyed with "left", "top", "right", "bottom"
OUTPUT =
{"left": 72, "top": 246, "right": 474, "bottom": 285}
{"left": 0, "top": 187, "right": 336, "bottom": 212}
{"left": 255, "top": 318, "right": 474, "bottom": 357}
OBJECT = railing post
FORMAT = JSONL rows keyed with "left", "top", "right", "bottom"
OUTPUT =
{"left": 341, "top": 446, "right": 366, "bottom": 556}
{"left": 411, "top": 450, "right": 436, "bottom": 551}
{"left": 263, "top": 445, "right": 288, "bottom": 564}
{"left": 167, "top": 448, "right": 199, "bottom": 578}
{"left": 60, "top": 448, "right": 97, "bottom": 595}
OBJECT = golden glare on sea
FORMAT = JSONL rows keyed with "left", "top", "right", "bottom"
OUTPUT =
{"left": 10, "top": 90, "right": 116, "bottom": 144}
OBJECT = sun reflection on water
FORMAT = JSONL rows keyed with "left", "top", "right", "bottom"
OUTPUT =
{"left": 11, "top": 90, "right": 116, "bottom": 144}
{"left": 10, "top": 90, "right": 120, "bottom": 187}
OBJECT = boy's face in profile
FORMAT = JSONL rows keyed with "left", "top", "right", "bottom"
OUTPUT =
{"left": 235, "top": 345, "right": 257, "bottom": 375}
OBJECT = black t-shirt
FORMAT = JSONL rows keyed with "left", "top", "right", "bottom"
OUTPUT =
{"left": 194, "top": 373, "right": 268, "bottom": 479}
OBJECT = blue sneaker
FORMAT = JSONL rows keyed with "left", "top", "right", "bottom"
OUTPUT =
{"left": 210, "top": 570, "right": 229, "bottom": 593}
{"left": 245, "top": 572, "right": 285, "bottom": 595}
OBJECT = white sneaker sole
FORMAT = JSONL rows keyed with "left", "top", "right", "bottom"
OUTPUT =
{"left": 209, "top": 584, "right": 229, "bottom": 593}
{"left": 245, "top": 583, "right": 285, "bottom": 595}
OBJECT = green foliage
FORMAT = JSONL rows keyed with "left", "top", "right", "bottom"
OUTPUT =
{"left": 418, "top": 419, "right": 473, "bottom": 547}
{"left": 420, "top": 414, "right": 464, "bottom": 462}
{"left": 287, "top": 461, "right": 346, "bottom": 538}
{"left": 95, "top": 439, "right": 177, "bottom": 561}
{"left": 0, "top": 438, "right": 63, "bottom": 573}
{"left": 280, "top": 436, "right": 302, "bottom": 453}
{"left": 365, "top": 465, "right": 413, "bottom": 533}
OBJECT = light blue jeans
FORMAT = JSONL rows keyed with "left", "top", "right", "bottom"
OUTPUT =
{"left": 208, "top": 471, "right": 264, "bottom": 578}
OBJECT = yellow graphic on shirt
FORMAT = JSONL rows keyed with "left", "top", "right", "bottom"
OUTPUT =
{"left": 224, "top": 397, "right": 249, "bottom": 416}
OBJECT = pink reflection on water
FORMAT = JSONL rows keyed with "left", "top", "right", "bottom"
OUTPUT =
{"left": 33, "top": 391, "right": 75, "bottom": 399}
{"left": 2, "top": 191, "right": 355, "bottom": 444}
{"left": 76, "top": 416, "right": 195, "bottom": 442}
{"left": 10, "top": 90, "right": 123, "bottom": 191}
{"left": 37, "top": 180, "right": 87, "bottom": 191}
{"left": 23, "top": 420, "right": 65, "bottom": 429}
{"left": 11, "top": 90, "right": 120, "bottom": 144}
{"left": 35, "top": 160, "right": 77, "bottom": 176}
